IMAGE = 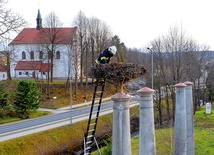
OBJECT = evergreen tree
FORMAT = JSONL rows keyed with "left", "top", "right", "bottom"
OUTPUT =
{"left": 0, "top": 84, "right": 8, "bottom": 108}
{"left": 0, "top": 84, "right": 8, "bottom": 118}
{"left": 14, "top": 80, "right": 41, "bottom": 118}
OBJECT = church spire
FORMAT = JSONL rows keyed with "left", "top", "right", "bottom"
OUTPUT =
{"left": 36, "top": 9, "right": 42, "bottom": 30}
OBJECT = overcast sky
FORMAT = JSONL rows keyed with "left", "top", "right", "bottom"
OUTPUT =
{"left": 7, "top": 0, "right": 214, "bottom": 50}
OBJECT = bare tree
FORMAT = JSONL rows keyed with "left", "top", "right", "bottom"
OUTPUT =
{"left": 87, "top": 16, "right": 98, "bottom": 84}
{"left": 72, "top": 11, "right": 113, "bottom": 101}
{"left": 0, "top": 40, "right": 11, "bottom": 80}
{"left": 73, "top": 11, "right": 88, "bottom": 86}
{"left": 65, "top": 31, "right": 80, "bottom": 100}
{"left": 32, "top": 11, "right": 63, "bottom": 99}
{"left": 87, "top": 16, "right": 112, "bottom": 79}
{"left": 42, "top": 11, "right": 63, "bottom": 82}
{"left": 93, "top": 19, "right": 112, "bottom": 54}
{"left": 206, "top": 64, "right": 214, "bottom": 102}
{"left": 0, "top": 0, "right": 27, "bottom": 41}
{"left": 124, "top": 48, "right": 146, "bottom": 64}
{"left": 0, "top": 0, "right": 27, "bottom": 81}
{"left": 146, "top": 25, "right": 200, "bottom": 123}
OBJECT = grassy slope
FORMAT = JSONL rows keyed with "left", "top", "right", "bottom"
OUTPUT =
{"left": 92, "top": 107, "right": 214, "bottom": 155}
{"left": 0, "top": 106, "right": 213, "bottom": 155}
{"left": 0, "top": 81, "right": 118, "bottom": 154}
{"left": 0, "top": 80, "right": 213, "bottom": 154}
{"left": 132, "top": 107, "right": 214, "bottom": 155}
{"left": 0, "top": 106, "right": 139, "bottom": 155}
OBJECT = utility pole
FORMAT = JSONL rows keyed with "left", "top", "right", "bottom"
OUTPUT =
{"left": 147, "top": 46, "right": 153, "bottom": 89}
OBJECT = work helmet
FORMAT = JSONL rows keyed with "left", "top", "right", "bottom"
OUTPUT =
{"left": 109, "top": 46, "right": 117, "bottom": 55}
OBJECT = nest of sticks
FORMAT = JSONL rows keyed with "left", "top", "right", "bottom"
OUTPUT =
{"left": 90, "top": 62, "right": 146, "bottom": 92}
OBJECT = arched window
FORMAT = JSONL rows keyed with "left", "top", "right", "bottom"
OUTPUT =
{"left": 39, "top": 51, "right": 43, "bottom": 59}
{"left": 22, "top": 51, "right": 26, "bottom": 59}
{"left": 56, "top": 51, "right": 60, "bottom": 59}
{"left": 30, "top": 51, "right": 34, "bottom": 59}
{"left": 48, "top": 51, "right": 51, "bottom": 59}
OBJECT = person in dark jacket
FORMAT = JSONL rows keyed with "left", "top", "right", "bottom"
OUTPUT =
{"left": 95, "top": 46, "right": 117, "bottom": 64}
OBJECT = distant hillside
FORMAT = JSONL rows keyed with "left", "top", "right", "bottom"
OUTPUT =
{"left": 196, "top": 50, "right": 214, "bottom": 61}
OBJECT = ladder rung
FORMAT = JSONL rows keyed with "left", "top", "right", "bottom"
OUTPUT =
{"left": 91, "top": 116, "right": 98, "bottom": 119}
{"left": 86, "top": 141, "right": 93, "bottom": 144}
{"left": 87, "top": 135, "right": 94, "bottom": 138}
{"left": 88, "top": 129, "right": 95, "bottom": 132}
{"left": 86, "top": 146, "right": 91, "bottom": 150}
{"left": 92, "top": 111, "right": 98, "bottom": 114}
{"left": 97, "top": 83, "right": 105, "bottom": 86}
{"left": 96, "top": 91, "right": 103, "bottom": 93}
{"left": 90, "top": 123, "right": 96, "bottom": 126}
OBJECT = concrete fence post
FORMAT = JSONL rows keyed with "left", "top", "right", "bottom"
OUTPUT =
{"left": 184, "top": 81, "right": 194, "bottom": 155}
{"left": 111, "top": 92, "right": 131, "bottom": 155}
{"left": 137, "top": 87, "right": 156, "bottom": 155}
{"left": 174, "top": 83, "right": 187, "bottom": 155}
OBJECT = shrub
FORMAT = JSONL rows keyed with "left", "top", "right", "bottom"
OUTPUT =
{"left": 101, "top": 139, "right": 112, "bottom": 155}
{"left": 13, "top": 80, "right": 41, "bottom": 118}
{"left": 0, "top": 84, "right": 8, "bottom": 108}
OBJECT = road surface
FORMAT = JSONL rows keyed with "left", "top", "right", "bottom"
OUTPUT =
{"left": 0, "top": 97, "right": 139, "bottom": 142}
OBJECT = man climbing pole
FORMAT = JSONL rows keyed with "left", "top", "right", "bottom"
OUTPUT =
{"left": 95, "top": 45, "right": 117, "bottom": 64}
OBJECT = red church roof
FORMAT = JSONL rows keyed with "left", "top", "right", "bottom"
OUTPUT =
{"left": 14, "top": 61, "right": 51, "bottom": 72}
{"left": 40, "top": 63, "right": 51, "bottom": 72}
{"left": 9, "top": 27, "right": 77, "bottom": 45}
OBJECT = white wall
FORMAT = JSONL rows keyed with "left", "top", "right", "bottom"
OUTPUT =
{"left": 9, "top": 44, "right": 77, "bottom": 79}
{"left": 0, "top": 72, "right": 7, "bottom": 81}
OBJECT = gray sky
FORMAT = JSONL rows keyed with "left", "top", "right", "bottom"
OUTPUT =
{"left": 7, "top": 0, "right": 214, "bottom": 50}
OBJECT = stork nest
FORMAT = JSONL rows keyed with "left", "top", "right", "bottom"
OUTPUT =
{"left": 90, "top": 62, "right": 146, "bottom": 92}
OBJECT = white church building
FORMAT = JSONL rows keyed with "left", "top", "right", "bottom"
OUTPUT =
{"left": 8, "top": 9, "right": 78, "bottom": 80}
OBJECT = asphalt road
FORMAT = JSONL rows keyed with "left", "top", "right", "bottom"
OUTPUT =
{"left": 0, "top": 97, "right": 139, "bottom": 142}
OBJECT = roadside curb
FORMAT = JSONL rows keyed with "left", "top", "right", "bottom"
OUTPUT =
{"left": 39, "top": 97, "right": 112, "bottom": 114}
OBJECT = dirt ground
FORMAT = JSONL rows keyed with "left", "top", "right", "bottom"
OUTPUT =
{"left": 40, "top": 82, "right": 118, "bottom": 108}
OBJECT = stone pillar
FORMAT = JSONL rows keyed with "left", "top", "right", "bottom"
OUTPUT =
{"left": 111, "top": 92, "right": 131, "bottom": 155}
{"left": 137, "top": 87, "right": 156, "bottom": 155}
{"left": 174, "top": 83, "right": 187, "bottom": 155}
{"left": 184, "top": 81, "right": 194, "bottom": 155}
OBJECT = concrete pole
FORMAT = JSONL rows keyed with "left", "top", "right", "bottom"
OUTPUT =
{"left": 174, "top": 83, "right": 187, "bottom": 155}
{"left": 137, "top": 87, "right": 156, "bottom": 155}
{"left": 111, "top": 92, "right": 131, "bottom": 155}
{"left": 184, "top": 81, "right": 194, "bottom": 155}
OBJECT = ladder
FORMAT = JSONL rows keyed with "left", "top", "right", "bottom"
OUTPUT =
{"left": 82, "top": 78, "right": 106, "bottom": 155}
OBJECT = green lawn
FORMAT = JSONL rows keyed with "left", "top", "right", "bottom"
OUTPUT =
{"left": 1, "top": 106, "right": 213, "bottom": 155}
{"left": 92, "top": 106, "right": 214, "bottom": 155}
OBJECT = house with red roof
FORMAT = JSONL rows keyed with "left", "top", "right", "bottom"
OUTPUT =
{"left": 8, "top": 9, "right": 78, "bottom": 80}
{"left": 0, "top": 51, "right": 7, "bottom": 81}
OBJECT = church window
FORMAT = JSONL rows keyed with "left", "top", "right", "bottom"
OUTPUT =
{"left": 30, "top": 51, "right": 34, "bottom": 59}
{"left": 22, "top": 51, "right": 26, "bottom": 59}
{"left": 56, "top": 51, "right": 60, "bottom": 59}
{"left": 39, "top": 51, "right": 43, "bottom": 59}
